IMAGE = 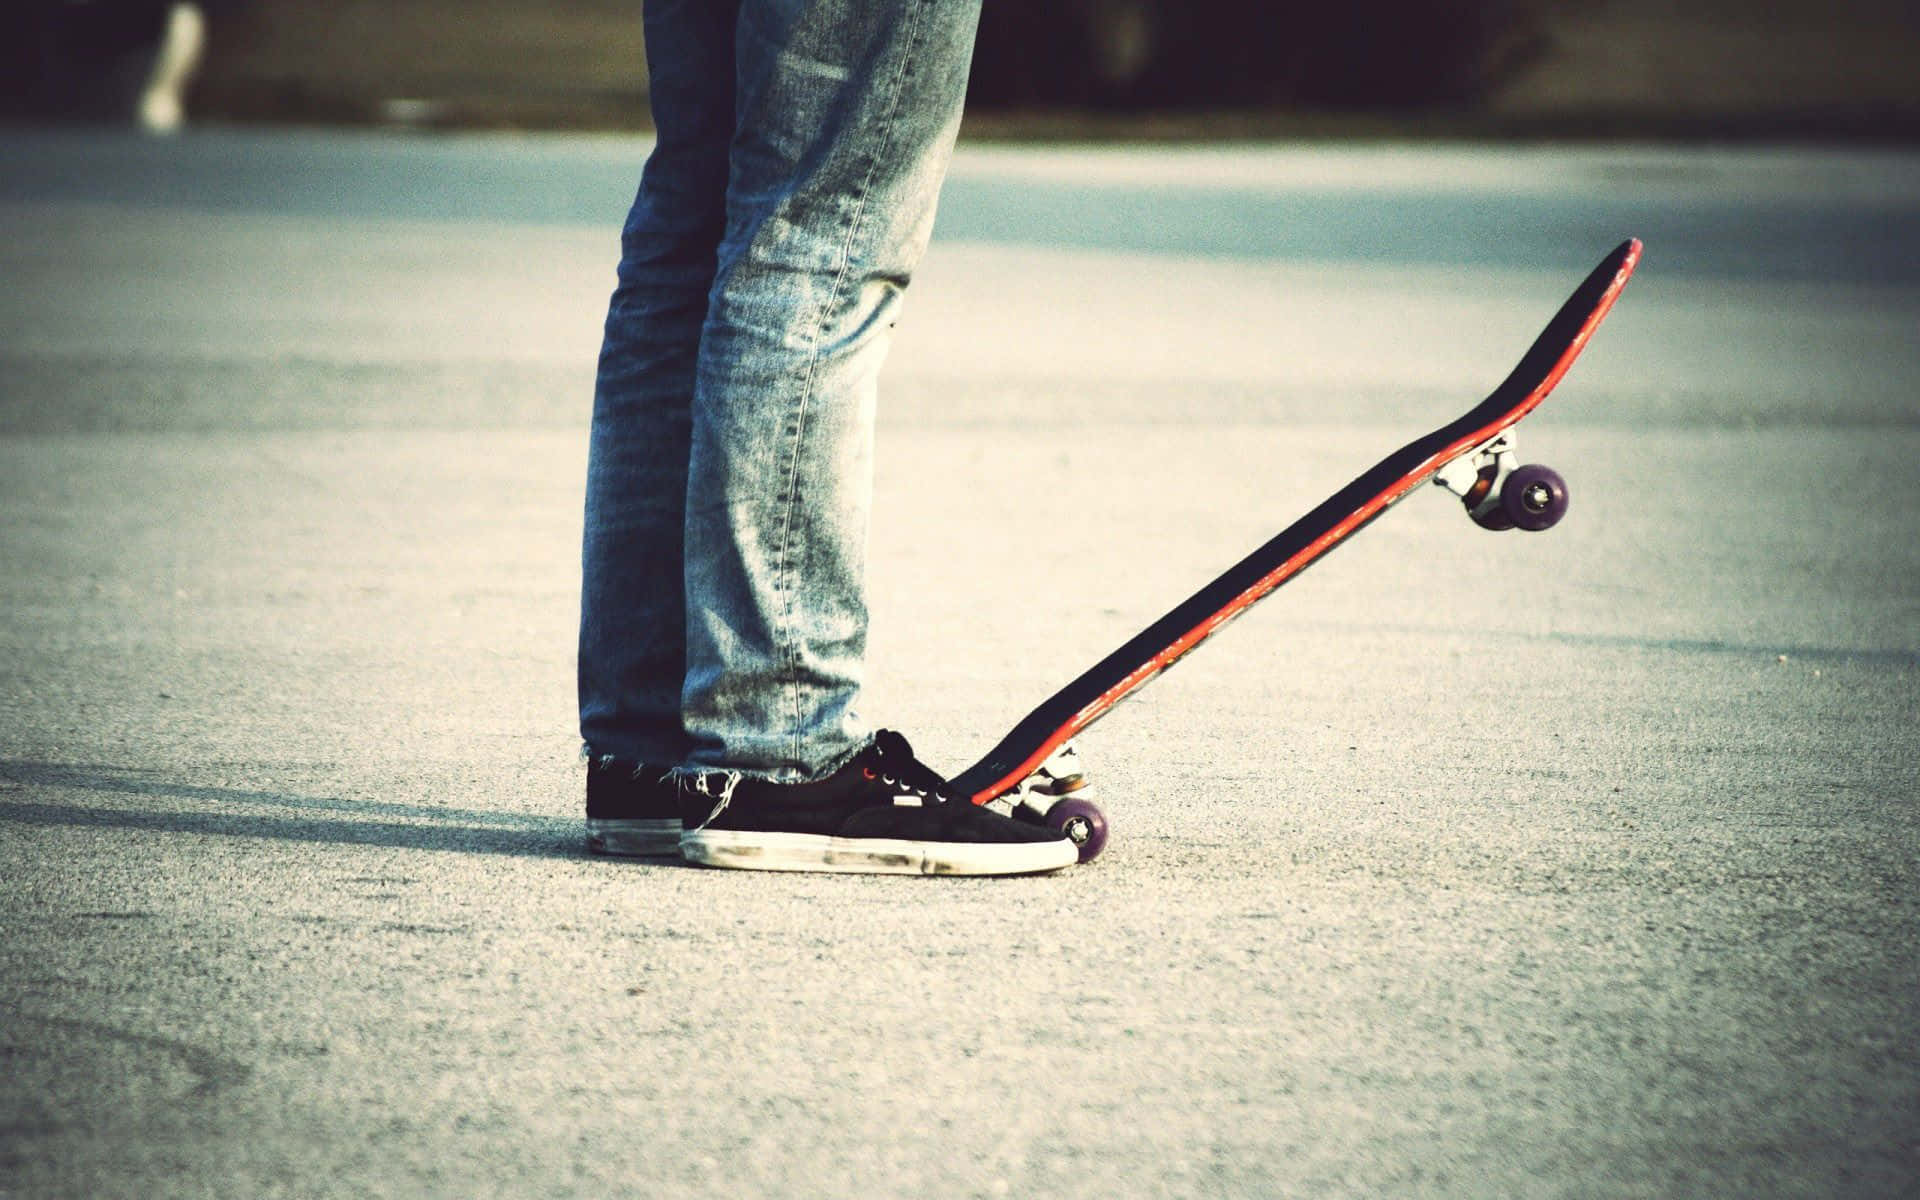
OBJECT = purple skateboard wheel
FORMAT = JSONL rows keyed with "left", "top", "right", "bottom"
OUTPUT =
{"left": 1046, "top": 797, "right": 1109, "bottom": 863}
{"left": 1465, "top": 463, "right": 1515, "bottom": 530}
{"left": 1502, "top": 464, "right": 1568, "bottom": 531}
{"left": 1470, "top": 504, "right": 1517, "bottom": 531}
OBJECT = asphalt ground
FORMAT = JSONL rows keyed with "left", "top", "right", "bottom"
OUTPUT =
{"left": 1, "top": 130, "right": 1917, "bottom": 1198}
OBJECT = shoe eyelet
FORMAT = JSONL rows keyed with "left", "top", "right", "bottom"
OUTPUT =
{"left": 862, "top": 768, "right": 876, "bottom": 780}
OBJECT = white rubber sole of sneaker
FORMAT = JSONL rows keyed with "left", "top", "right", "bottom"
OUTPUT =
{"left": 586, "top": 818, "right": 683, "bottom": 857}
{"left": 680, "top": 829, "right": 1078, "bottom": 876}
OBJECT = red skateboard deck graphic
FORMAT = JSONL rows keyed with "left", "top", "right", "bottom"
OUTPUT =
{"left": 953, "top": 239, "right": 1643, "bottom": 856}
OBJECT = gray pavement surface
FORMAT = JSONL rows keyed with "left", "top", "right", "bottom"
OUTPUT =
{"left": 2, "top": 129, "right": 1917, "bottom": 1198}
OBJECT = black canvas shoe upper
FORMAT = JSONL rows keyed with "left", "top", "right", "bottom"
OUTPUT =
{"left": 682, "top": 730, "right": 1063, "bottom": 846}
{"left": 585, "top": 757, "right": 679, "bottom": 821}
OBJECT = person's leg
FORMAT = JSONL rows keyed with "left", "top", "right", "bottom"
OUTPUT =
{"left": 136, "top": 3, "right": 203, "bottom": 133}
{"left": 681, "top": 0, "right": 982, "bottom": 781}
{"left": 578, "top": 0, "right": 737, "bottom": 853}
{"left": 580, "top": 0, "right": 737, "bottom": 767}
{"left": 671, "top": 0, "right": 1075, "bottom": 874}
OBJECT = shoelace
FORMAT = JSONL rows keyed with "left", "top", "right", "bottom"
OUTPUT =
{"left": 688, "top": 732, "right": 957, "bottom": 829}
{"left": 687, "top": 770, "right": 741, "bottom": 830}
{"left": 866, "top": 731, "right": 957, "bottom": 804}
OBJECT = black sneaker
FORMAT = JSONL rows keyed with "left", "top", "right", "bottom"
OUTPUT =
{"left": 678, "top": 731, "right": 1078, "bottom": 876}
{"left": 585, "top": 757, "right": 682, "bottom": 856}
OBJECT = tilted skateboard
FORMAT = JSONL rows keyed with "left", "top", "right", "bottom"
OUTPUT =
{"left": 957, "top": 238, "right": 1643, "bottom": 861}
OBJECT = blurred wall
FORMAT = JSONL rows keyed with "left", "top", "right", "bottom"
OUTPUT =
{"left": 190, "top": 0, "right": 649, "bottom": 127}
{"left": 6, "top": 0, "right": 1916, "bottom": 135}
{"left": 970, "top": 1, "right": 1547, "bottom": 110}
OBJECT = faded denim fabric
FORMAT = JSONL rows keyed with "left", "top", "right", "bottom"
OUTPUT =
{"left": 580, "top": 0, "right": 981, "bottom": 780}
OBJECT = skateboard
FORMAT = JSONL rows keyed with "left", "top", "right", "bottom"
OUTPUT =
{"left": 957, "top": 238, "right": 1643, "bottom": 861}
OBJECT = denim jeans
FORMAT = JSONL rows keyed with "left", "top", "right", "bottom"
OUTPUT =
{"left": 579, "top": 0, "right": 981, "bottom": 781}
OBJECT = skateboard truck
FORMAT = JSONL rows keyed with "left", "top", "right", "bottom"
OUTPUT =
{"left": 1431, "top": 430, "right": 1570, "bottom": 532}
{"left": 1002, "top": 742, "right": 1110, "bottom": 862}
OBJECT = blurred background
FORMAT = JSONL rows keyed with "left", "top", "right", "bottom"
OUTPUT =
{"left": 2, "top": 0, "right": 1916, "bottom": 138}
{"left": 5, "top": 5, "right": 1919, "bottom": 1197}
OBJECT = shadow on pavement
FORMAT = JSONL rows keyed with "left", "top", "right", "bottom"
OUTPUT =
{"left": 0, "top": 760, "right": 597, "bottom": 861}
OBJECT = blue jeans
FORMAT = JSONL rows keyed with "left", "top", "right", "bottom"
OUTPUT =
{"left": 579, "top": 0, "right": 981, "bottom": 781}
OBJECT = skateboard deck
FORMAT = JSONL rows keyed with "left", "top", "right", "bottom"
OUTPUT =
{"left": 954, "top": 238, "right": 1643, "bottom": 857}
